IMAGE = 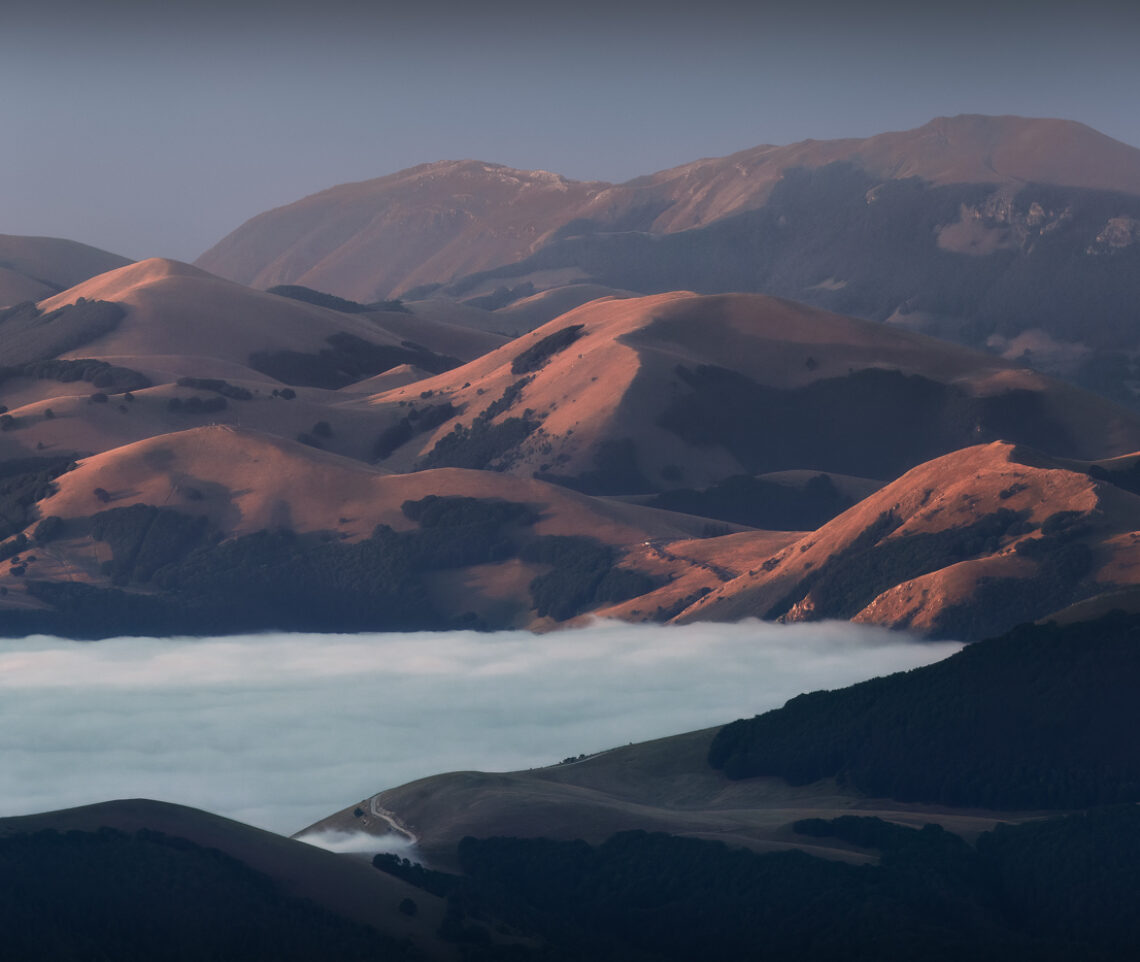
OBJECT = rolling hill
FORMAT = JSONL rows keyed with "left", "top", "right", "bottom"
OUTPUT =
{"left": 0, "top": 424, "right": 732, "bottom": 636}
{"left": 6, "top": 276, "right": 1140, "bottom": 638}
{"left": 0, "top": 799, "right": 461, "bottom": 961}
{"left": 305, "top": 612, "right": 1140, "bottom": 903}
{"left": 0, "top": 233, "right": 131, "bottom": 307}
{"left": 673, "top": 440, "right": 1140, "bottom": 639}
{"left": 356, "top": 291, "right": 1140, "bottom": 494}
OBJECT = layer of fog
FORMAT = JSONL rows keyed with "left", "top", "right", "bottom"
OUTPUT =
{"left": 0, "top": 621, "right": 961, "bottom": 835}
{"left": 294, "top": 828, "right": 418, "bottom": 857}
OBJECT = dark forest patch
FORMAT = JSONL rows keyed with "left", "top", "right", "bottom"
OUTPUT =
{"left": 659, "top": 364, "right": 1073, "bottom": 480}
{"left": 249, "top": 333, "right": 457, "bottom": 389}
{"left": 648, "top": 473, "right": 853, "bottom": 529}
{"left": 708, "top": 611, "right": 1140, "bottom": 810}
{"left": 373, "top": 402, "right": 458, "bottom": 460}
{"left": 3, "top": 495, "right": 653, "bottom": 636}
{"left": 0, "top": 357, "right": 150, "bottom": 394}
{"left": 371, "top": 806, "right": 1140, "bottom": 962}
{"left": 0, "top": 456, "right": 74, "bottom": 540}
{"left": 510, "top": 324, "right": 584, "bottom": 375}
{"left": 175, "top": 377, "right": 253, "bottom": 400}
{"left": 267, "top": 284, "right": 407, "bottom": 314}
{"left": 767, "top": 508, "right": 1030, "bottom": 622}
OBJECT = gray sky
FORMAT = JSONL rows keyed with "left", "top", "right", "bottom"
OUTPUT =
{"left": 2, "top": 0, "right": 1138, "bottom": 262}
{"left": 0, "top": 621, "right": 959, "bottom": 834}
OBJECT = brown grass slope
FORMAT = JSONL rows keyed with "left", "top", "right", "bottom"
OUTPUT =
{"left": 0, "top": 370, "right": 410, "bottom": 465}
{"left": 4, "top": 425, "right": 721, "bottom": 626}
{"left": 36, "top": 257, "right": 414, "bottom": 374}
{"left": 0, "top": 258, "right": 507, "bottom": 462}
{"left": 675, "top": 440, "right": 1140, "bottom": 639}
{"left": 195, "top": 116, "right": 1140, "bottom": 300}
{"left": 356, "top": 291, "right": 1140, "bottom": 491}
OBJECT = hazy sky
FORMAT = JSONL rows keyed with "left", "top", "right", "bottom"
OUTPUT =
{"left": 0, "top": 621, "right": 960, "bottom": 834}
{"left": 1, "top": 0, "right": 1138, "bottom": 261}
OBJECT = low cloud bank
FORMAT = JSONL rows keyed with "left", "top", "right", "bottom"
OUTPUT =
{"left": 0, "top": 621, "right": 961, "bottom": 834}
{"left": 295, "top": 828, "right": 415, "bottom": 856}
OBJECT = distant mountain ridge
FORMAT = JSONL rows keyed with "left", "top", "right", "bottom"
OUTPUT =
{"left": 195, "top": 116, "right": 1140, "bottom": 411}
{"left": 195, "top": 114, "right": 1140, "bottom": 301}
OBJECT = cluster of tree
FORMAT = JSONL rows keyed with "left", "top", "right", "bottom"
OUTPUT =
{"left": 479, "top": 377, "right": 532, "bottom": 421}
{"left": 510, "top": 324, "right": 585, "bottom": 375}
{"left": 14, "top": 525, "right": 438, "bottom": 638}
{"left": 373, "top": 853, "right": 458, "bottom": 898}
{"left": 32, "top": 515, "right": 65, "bottom": 543}
{"left": 13, "top": 495, "right": 660, "bottom": 636}
{"left": 399, "top": 494, "right": 538, "bottom": 570}
{"left": 373, "top": 401, "right": 458, "bottom": 460}
{"left": 648, "top": 472, "right": 854, "bottom": 529}
{"left": 418, "top": 414, "right": 540, "bottom": 471}
{"left": 248, "top": 333, "right": 456, "bottom": 389}
{"left": 659, "top": 362, "right": 1073, "bottom": 481}
{"left": 416, "top": 375, "right": 545, "bottom": 471}
{"left": 708, "top": 611, "right": 1140, "bottom": 809}
{"left": 0, "top": 455, "right": 74, "bottom": 540}
{"left": 5, "top": 495, "right": 656, "bottom": 637}
{"left": 175, "top": 376, "right": 253, "bottom": 400}
{"left": 266, "top": 283, "right": 408, "bottom": 314}
{"left": 374, "top": 806, "right": 1140, "bottom": 961}
{"left": 933, "top": 509, "right": 1097, "bottom": 639}
{"left": 0, "top": 357, "right": 150, "bottom": 393}
{"left": 89, "top": 504, "right": 210, "bottom": 584}
{"left": 0, "top": 827, "right": 415, "bottom": 962}
{"left": 0, "top": 532, "right": 28, "bottom": 562}
{"left": 521, "top": 535, "right": 659, "bottom": 620}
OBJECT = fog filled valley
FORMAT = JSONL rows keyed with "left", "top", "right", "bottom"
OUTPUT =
{"left": 5, "top": 21, "right": 1140, "bottom": 951}
{"left": 0, "top": 622, "right": 960, "bottom": 834}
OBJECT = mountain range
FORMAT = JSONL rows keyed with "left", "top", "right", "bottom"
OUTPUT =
{"left": 5, "top": 113, "right": 1140, "bottom": 959}
{"left": 196, "top": 115, "right": 1140, "bottom": 409}
{"left": 6, "top": 259, "right": 1140, "bottom": 638}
